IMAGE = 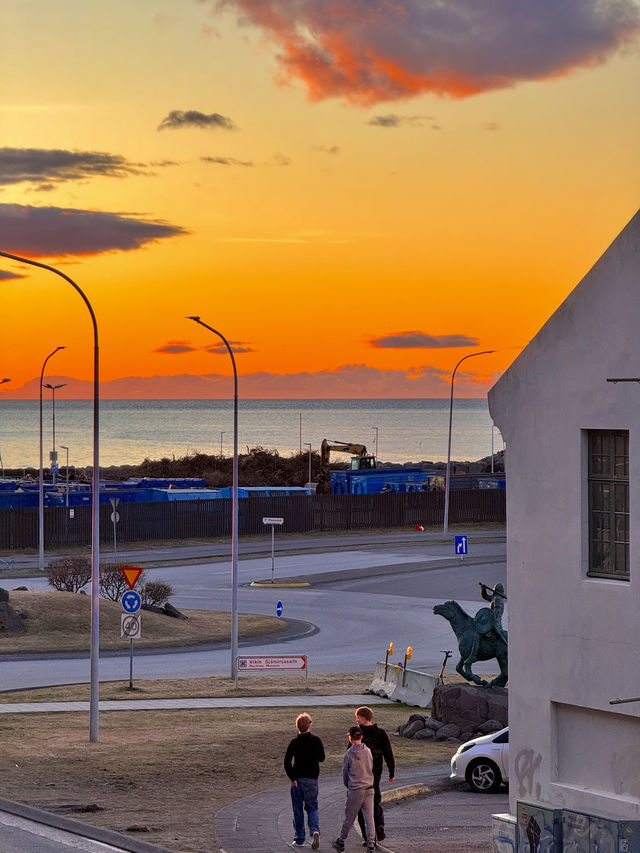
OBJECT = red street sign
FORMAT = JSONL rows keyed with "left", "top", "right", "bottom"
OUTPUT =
{"left": 120, "top": 566, "right": 143, "bottom": 590}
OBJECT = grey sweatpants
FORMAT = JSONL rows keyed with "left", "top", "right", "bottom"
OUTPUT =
{"left": 339, "top": 786, "right": 374, "bottom": 844}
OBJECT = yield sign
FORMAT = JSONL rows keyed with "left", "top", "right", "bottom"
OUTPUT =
{"left": 120, "top": 565, "right": 143, "bottom": 590}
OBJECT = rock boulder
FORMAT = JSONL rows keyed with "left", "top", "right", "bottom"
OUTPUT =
{"left": 432, "top": 683, "right": 507, "bottom": 731}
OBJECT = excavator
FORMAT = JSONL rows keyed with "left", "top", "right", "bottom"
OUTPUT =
{"left": 320, "top": 439, "right": 376, "bottom": 471}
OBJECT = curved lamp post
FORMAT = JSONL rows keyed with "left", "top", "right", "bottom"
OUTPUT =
{"left": 0, "top": 251, "right": 101, "bottom": 743}
{"left": 39, "top": 349, "right": 65, "bottom": 571}
{"left": 43, "top": 382, "right": 66, "bottom": 485}
{"left": 187, "top": 315, "right": 239, "bottom": 679}
{"left": 443, "top": 350, "right": 495, "bottom": 537}
{"left": 0, "top": 379, "right": 9, "bottom": 477}
{"left": 1, "top": 378, "right": 9, "bottom": 385}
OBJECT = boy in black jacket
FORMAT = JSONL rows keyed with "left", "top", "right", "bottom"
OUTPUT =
{"left": 355, "top": 706, "right": 395, "bottom": 843}
{"left": 284, "top": 712, "right": 325, "bottom": 849}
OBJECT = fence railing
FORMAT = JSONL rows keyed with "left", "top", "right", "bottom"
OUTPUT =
{"left": 0, "top": 490, "right": 505, "bottom": 550}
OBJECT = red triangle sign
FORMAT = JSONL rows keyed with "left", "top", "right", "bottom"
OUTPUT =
{"left": 121, "top": 566, "right": 143, "bottom": 590}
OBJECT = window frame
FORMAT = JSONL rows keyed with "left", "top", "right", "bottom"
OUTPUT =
{"left": 587, "top": 429, "right": 629, "bottom": 581}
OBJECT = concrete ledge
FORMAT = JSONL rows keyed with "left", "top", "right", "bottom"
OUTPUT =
{"left": 0, "top": 796, "right": 175, "bottom": 853}
{"left": 369, "top": 661, "right": 437, "bottom": 708}
{"left": 249, "top": 581, "right": 310, "bottom": 587}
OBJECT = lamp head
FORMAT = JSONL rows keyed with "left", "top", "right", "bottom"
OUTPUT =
{"left": 186, "top": 315, "right": 201, "bottom": 322}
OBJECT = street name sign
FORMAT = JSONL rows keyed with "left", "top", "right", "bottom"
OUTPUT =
{"left": 263, "top": 517, "right": 284, "bottom": 525}
{"left": 237, "top": 655, "right": 306, "bottom": 671}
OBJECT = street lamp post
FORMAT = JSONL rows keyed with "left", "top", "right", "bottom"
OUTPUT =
{"left": 43, "top": 382, "right": 66, "bottom": 485}
{"left": 39, "top": 349, "right": 65, "bottom": 571}
{"left": 187, "top": 316, "right": 239, "bottom": 679}
{"left": 0, "top": 250, "right": 101, "bottom": 743}
{"left": 443, "top": 350, "right": 495, "bottom": 537}
{"left": 304, "top": 442, "right": 312, "bottom": 487}
{"left": 220, "top": 431, "right": 225, "bottom": 457}
{"left": 60, "top": 445, "right": 70, "bottom": 507}
{"left": 372, "top": 426, "right": 379, "bottom": 461}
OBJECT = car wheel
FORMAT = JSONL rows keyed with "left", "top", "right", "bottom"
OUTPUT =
{"left": 465, "top": 758, "right": 502, "bottom": 793}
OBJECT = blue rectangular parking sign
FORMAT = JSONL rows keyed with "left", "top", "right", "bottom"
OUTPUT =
{"left": 454, "top": 535, "right": 468, "bottom": 555}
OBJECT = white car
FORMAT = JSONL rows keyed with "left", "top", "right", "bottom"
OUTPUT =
{"left": 450, "top": 727, "right": 509, "bottom": 793}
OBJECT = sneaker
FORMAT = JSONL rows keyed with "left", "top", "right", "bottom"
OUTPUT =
{"left": 312, "top": 832, "right": 320, "bottom": 850}
{"left": 290, "top": 841, "right": 305, "bottom": 848}
{"left": 376, "top": 827, "right": 386, "bottom": 842}
{"left": 367, "top": 847, "right": 375, "bottom": 853}
{"left": 332, "top": 840, "right": 345, "bottom": 853}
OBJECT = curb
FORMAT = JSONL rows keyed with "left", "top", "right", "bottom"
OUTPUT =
{"left": 0, "top": 796, "right": 175, "bottom": 853}
{"left": 250, "top": 581, "right": 310, "bottom": 588}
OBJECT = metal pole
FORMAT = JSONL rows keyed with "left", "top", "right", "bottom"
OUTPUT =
{"left": 299, "top": 413, "right": 302, "bottom": 454}
{"left": 491, "top": 425, "right": 495, "bottom": 474}
{"left": 271, "top": 525, "right": 275, "bottom": 583}
{"left": 0, "top": 379, "right": 8, "bottom": 479}
{"left": 39, "top": 349, "right": 65, "bottom": 572}
{"left": 304, "top": 442, "right": 312, "bottom": 487}
{"left": 220, "top": 431, "right": 225, "bottom": 457}
{"left": 0, "top": 251, "right": 101, "bottom": 743}
{"left": 60, "top": 445, "right": 69, "bottom": 507}
{"left": 373, "top": 426, "right": 379, "bottom": 461}
{"left": 443, "top": 351, "right": 494, "bottom": 537}
{"left": 188, "top": 316, "right": 239, "bottom": 679}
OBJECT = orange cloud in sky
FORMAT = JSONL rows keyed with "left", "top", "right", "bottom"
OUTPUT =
{"left": 0, "top": 364, "right": 497, "bottom": 399}
{"left": 217, "top": 0, "right": 640, "bottom": 103}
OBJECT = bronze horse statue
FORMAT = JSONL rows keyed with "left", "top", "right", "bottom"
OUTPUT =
{"left": 433, "top": 600, "right": 508, "bottom": 687}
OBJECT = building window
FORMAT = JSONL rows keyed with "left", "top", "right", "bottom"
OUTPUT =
{"left": 588, "top": 430, "right": 629, "bottom": 580}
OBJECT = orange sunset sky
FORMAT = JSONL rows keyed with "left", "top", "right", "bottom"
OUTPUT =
{"left": 1, "top": 1, "right": 639, "bottom": 399}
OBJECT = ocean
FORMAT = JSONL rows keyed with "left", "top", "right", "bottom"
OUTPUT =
{"left": 0, "top": 399, "right": 502, "bottom": 470}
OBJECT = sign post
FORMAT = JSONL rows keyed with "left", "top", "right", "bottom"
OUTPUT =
{"left": 262, "top": 517, "right": 284, "bottom": 583}
{"left": 119, "top": 566, "right": 143, "bottom": 691}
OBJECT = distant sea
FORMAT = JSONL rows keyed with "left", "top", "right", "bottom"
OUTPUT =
{"left": 0, "top": 399, "right": 503, "bottom": 470}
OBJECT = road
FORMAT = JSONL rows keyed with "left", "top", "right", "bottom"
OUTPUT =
{"left": 1, "top": 534, "right": 506, "bottom": 690}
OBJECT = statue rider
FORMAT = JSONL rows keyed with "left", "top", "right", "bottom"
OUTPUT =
{"left": 479, "top": 582, "right": 508, "bottom": 646}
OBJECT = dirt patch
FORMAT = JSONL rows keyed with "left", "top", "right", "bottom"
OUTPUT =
{"left": 0, "top": 683, "right": 457, "bottom": 853}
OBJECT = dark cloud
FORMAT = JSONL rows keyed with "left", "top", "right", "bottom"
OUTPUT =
{"left": 371, "top": 331, "right": 479, "bottom": 349}
{"left": 367, "top": 114, "right": 433, "bottom": 127}
{"left": 0, "top": 203, "right": 189, "bottom": 258}
{"left": 155, "top": 341, "right": 197, "bottom": 354}
{"left": 158, "top": 110, "right": 237, "bottom": 131}
{"left": 0, "top": 148, "right": 149, "bottom": 189}
{"left": 216, "top": 0, "right": 640, "bottom": 104}
{"left": 201, "top": 156, "right": 254, "bottom": 166}
{"left": 206, "top": 341, "right": 255, "bottom": 354}
{"left": 0, "top": 269, "right": 27, "bottom": 280}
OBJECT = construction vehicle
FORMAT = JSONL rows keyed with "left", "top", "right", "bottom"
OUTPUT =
{"left": 320, "top": 440, "right": 376, "bottom": 471}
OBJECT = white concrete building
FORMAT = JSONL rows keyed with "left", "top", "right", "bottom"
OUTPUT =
{"left": 488, "top": 209, "right": 640, "bottom": 825}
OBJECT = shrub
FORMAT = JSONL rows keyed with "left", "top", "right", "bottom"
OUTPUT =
{"left": 46, "top": 557, "right": 91, "bottom": 592}
{"left": 99, "top": 562, "right": 136, "bottom": 601}
{"left": 139, "top": 580, "right": 175, "bottom": 607}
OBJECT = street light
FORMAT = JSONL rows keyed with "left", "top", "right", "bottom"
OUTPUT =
{"left": 220, "top": 431, "right": 225, "bottom": 457}
{"left": 0, "top": 378, "right": 9, "bottom": 385}
{"left": 0, "top": 250, "right": 101, "bottom": 743}
{"left": 372, "top": 426, "right": 379, "bottom": 461}
{"left": 443, "top": 351, "right": 495, "bottom": 537}
{"left": 0, "top": 379, "right": 9, "bottom": 477}
{"left": 43, "top": 382, "right": 66, "bottom": 485}
{"left": 60, "top": 445, "right": 70, "bottom": 507}
{"left": 39, "top": 349, "right": 65, "bottom": 572}
{"left": 187, "top": 315, "right": 239, "bottom": 679}
{"left": 304, "top": 442, "right": 312, "bottom": 488}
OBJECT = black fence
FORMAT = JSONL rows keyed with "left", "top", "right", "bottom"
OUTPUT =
{"left": 0, "top": 490, "right": 505, "bottom": 550}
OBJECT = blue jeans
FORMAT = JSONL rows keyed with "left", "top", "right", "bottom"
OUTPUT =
{"left": 290, "top": 777, "right": 319, "bottom": 843}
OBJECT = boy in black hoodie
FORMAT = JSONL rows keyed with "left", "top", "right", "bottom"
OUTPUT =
{"left": 355, "top": 706, "right": 395, "bottom": 843}
{"left": 284, "top": 712, "right": 325, "bottom": 849}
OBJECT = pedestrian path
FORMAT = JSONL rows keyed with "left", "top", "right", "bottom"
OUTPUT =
{"left": 216, "top": 767, "right": 443, "bottom": 853}
{"left": 0, "top": 694, "right": 393, "bottom": 714}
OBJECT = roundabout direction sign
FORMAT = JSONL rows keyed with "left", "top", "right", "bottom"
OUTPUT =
{"left": 122, "top": 590, "right": 142, "bottom": 613}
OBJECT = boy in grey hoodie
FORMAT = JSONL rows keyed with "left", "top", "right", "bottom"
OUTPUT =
{"left": 333, "top": 727, "right": 375, "bottom": 853}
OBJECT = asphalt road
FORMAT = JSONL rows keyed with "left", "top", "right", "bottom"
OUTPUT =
{"left": 1, "top": 535, "right": 506, "bottom": 690}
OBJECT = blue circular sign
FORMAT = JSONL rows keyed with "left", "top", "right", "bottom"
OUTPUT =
{"left": 276, "top": 600, "right": 283, "bottom": 618}
{"left": 122, "top": 590, "right": 142, "bottom": 613}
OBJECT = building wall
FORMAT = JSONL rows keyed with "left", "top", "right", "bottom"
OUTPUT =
{"left": 488, "top": 210, "right": 640, "bottom": 820}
